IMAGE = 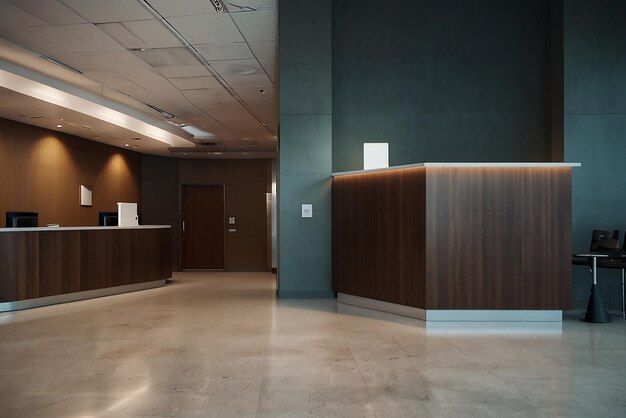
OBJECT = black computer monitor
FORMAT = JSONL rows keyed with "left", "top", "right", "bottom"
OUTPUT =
{"left": 5, "top": 211, "right": 38, "bottom": 228}
{"left": 98, "top": 212, "right": 118, "bottom": 226}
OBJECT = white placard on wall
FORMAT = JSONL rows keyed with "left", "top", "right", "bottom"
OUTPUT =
{"left": 80, "top": 185, "right": 92, "bottom": 206}
{"left": 363, "top": 143, "right": 389, "bottom": 170}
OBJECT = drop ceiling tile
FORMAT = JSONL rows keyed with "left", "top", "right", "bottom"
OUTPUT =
{"left": 222, "top": 73, "right": 273, "bottom": 88}
{"left": 60, "top": 0, "right": 154, "bottom": 23}
{"left": 248, "top": 40, "right": 275, "bottom": 58}
{"left": 48, "top": 52, "right": 106, "bottom": 72}
{"left": 226, "top": 0, "right": 276, "bottom": 13}
{"left": 133, "top": 47, "right": 198, "bottom": 67}
{"left": 97, "top": 22, "right": 146, "bottom": 49}
{"left": 196, "top": 43, "right": 253, "bottom": 61}
{"left": 8, "top": 0, "right": 86, "bottom": 24}
{"left": 148, "top": 0, "right": 216, "bottom": 17}
{"left": 0, "top": 0, "right": 45, "bottom": 27}
{"left": 208, "top": 58, "right": 262, "bottom": 75}
{"left": 230, "top": 10, "right": 276, "bottom": 42}
{"left": 156, "top": 65, "right": 210, "bottom": 78}
{"left": 182, "top": 88, "right": 234, "bottom": 108}
{"left": 121, "top": 19, "right": 183, "bottom": 48}
{"left": 168, "top": 76, "right": 221, "bottom": 90}
{"left": 29, "top": 25, "right": 93, "bottom": 52}
{"left": 167, "top": 13, "right": 244, "bottom": 44}
{"left": 258, "top": 57, "right": 275, "bottom": 81}
{"left": 63, "top": 23, "right": 125, "bottom": 51}
{"left": 0, "top": 27, "right": 68, "bottom": 54}
{"left": 79, "top": 51, "right": 155, "bottom": 74}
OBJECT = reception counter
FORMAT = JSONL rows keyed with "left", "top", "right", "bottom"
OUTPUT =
{"left": 332, "top": 163, "right": 580, "bottom": 321}
{"left": 0, "top": 225, "right": 171, "bottom": 312}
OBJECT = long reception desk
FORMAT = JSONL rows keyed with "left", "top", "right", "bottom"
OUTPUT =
{"left": 0, "top": 225, "right": 171, "bottom": 312}
{"left": 332, "top": 163, "right": 580, "bottom": 321}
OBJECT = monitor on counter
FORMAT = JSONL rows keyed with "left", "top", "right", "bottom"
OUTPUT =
{"left": 98, "top": 212, "right": 118, "bottom": 226}
{"left": 5, "top": 211, "right": 38, "bottom": 228}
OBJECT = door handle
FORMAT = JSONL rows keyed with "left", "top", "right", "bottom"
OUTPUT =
{"left": 182, "top": 220, "right": 185, "bottom": 232}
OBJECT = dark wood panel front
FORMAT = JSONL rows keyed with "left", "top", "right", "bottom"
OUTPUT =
{"left": 521, "top": 169, "right": 572, "bottom": 309}
{"left": 39, "top": 231, "right": 81, "bottom": 297}
{"left": 425, "top": 168, "right": 525, "bottom": 309}
{"left": 332, "top": 166, "right": 573, "bottom": 311}
{"left": 0, "top": 228, "right": 172, "bottom": 303}
{"left": 332, "top": 168, "right": 426, "bottom": 308}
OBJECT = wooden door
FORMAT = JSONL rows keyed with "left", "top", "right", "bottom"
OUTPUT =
{"left": 181, "top": 185, "right": 225, "bottom": 269}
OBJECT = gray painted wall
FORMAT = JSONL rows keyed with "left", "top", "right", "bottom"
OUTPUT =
{"left": 564, "top": 0, "right": 626, "bottom": 310}
{"left": 332, "top": 0, "right": 553, "bottom": 172}
{"left": 278, "top": 0, "right": 333, "bottom": 297}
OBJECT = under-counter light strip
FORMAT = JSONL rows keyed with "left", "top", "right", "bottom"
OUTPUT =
{"left": 0, "top": 67, "right": 191, "bottom": 147}
{"left": 332, "top": 162, "right": 582, "bottom": 177}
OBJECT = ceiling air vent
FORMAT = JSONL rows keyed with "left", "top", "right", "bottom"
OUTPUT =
{"left": 210, "top": 0, "right": 225, "bottom": 13}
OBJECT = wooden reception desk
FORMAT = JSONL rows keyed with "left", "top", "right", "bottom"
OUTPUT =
{"left": 0, "top": 226, "right": 171, "bottom": 312}
{"left": 332, "top": 163, "right": 580, "bottom": 321}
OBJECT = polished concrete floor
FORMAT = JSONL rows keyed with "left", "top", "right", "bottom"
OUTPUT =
{"left": 1, "top": 272, "right": 625, "bottom": 418}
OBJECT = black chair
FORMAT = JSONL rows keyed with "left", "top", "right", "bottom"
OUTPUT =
{"left": 597, "top": 234, "right": 626, "bottom": 318}
{"left": 572, "top": 229, "right": 620, "bottom": 269}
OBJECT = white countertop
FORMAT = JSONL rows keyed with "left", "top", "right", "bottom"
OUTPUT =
{"left": 332, "top": 162, "right": 582, "bottom": 177}
{"left": 0, "top": 225, "right": 171, "bottom": 233}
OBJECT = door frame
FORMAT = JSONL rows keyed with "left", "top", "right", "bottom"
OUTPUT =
{"left": 179, "top": 183, "right": 226, "bottom": 271}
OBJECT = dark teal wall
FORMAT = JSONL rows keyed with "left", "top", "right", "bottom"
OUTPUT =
{"left": 332, "top": 0, "right": 554, "bottom": 172}
{"left": 278, "top": 0, "right": 333, "bottom": 297}
{"left": 564, "top": 0, "right": 626, "bottom": 310}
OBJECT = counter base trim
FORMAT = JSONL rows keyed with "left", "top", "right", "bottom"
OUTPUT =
{"left": 0, "top": 279, "right": 168, "bottom": 312}
{"left": 337, "top": 293, "right": 563, "bottom": 322}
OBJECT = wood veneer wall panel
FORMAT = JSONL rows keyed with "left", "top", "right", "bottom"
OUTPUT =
{"left": 0, "top": 118, "right": 141, "bottom": 227}
{"left": 80, "top": 230, "right": 124, "bottom": 291}
{"left": 425, "top": 168, "right": 524, "bottom": 309}
{"left": 521, "top": 169, "right": 572, "bottom": 309}
{"left": 425, "top": 167, "right": 571, "bottom": 310}
{"left": 332, "top": 168, "right": 426, "bottom": 307}
{"left": 0, "top": 233, "right": 19, "bottom": 302}
{"left": 38, "top": 231, "right": 81, "bottom": 296}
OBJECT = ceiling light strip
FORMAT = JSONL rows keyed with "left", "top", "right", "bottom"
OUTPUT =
{"left": 139, "top": 0, "right": 275, "bottom": 136}
{"left": 0, "top": 67, "right": 191, "bottom": 147}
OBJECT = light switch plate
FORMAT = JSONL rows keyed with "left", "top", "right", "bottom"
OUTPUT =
{"left": 302, "top": 204, "right": 313, "bottom": 218}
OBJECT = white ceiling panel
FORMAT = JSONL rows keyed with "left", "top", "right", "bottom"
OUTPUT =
{"left": 63, "top": 24, "right": 125, "bottom": 52}
{"left": 133, "top": 47, "right": 198, "bottom": 67}
{"left": 60, "top": 0, "right": 154, "bottom": 23}
{"left": 248, "top": 41, "right": 274, "bottom": 58}
{"left": 0, "top": 0, "right": 45, "bottom": 27}
{"left": 120, "top": 19, "right": 183, "bottom": 48}
{"left": 167, "top": 13, "right": 244, "bottom": 44}
{"left": 0, "top": 27, "right": 68, "bottom": 55}
{"left": 156, "top": 64, "right": 210, "bottom": 78}
{"left": 208, "top": 58, "right": 262, "bottom": 75}
{"left": 97, "top": 22, "right": 147, "bottom": 49}
{"left": 28, "top": 25, "right": 94, "bottom": 52}
{"left": 80, "top": 51, "right": 155, "bottom": 74}
{"left": 47, "top": 52, "right": 106, "bottom": 73}
{"left": 8, "top": 0, "right": 86, "bottom": 25}
{"left": 258, "top": 57, "right": 275, "bottom": 81}
{"left": 182, "top": 88, "right": 235, "bottom": 108}
{"left": 168, "top": 76, "right": 221, "bottom": 91}
{"left": 222, "top": 73, "right": 273, "bottom": 88}
{"left": 196, "top": 43, "right": 253, "bottom": 61}
{"left": 148, "top": 0, "right": 216, "bottom": 17}
{"left": 230, "top": 10, "right": 276, "bottom": 42}
{"left": 225, "top": 0, "right": 276, "bottom": 13}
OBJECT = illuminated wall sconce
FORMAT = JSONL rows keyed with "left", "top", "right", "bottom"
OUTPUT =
{"left": 80, "top": 185, "right": 93, "bottom": 206}
{"left": 363, "top": 142, "right": 389, "bottom": 170}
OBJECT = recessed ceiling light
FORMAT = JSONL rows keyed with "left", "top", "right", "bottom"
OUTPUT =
{"left": 56, "top": 124, "right": 63, "bottom": 128}
{"left": 124, "top": 143, "right": 130, "bottom": 147}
